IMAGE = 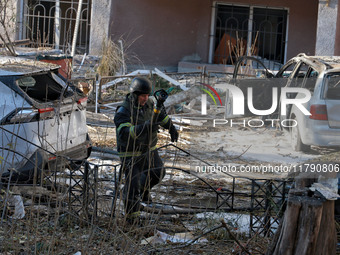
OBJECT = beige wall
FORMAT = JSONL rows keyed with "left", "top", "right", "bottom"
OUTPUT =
{"left": 0, "top": 0, "right": 18, "bottom": 44}
{"left": 89, "top": 0, "right": 112, "bottom": 55}
{"left": 109, "top": 0, "right": 318, "bottom": 69}
{"left": 315, "top": 0, "right": 339, "bottom": 55}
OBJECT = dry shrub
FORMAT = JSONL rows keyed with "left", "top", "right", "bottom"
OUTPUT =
{"left": 97, "top": 38, "right": 125, "bottom": 77}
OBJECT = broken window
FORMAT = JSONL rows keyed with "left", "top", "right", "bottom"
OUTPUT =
{"left": 286, "top": 62, "right": 318, "bottom": 92}
{"left": 213, "top": 4, "right": 288, "bottom": 70}
{"left": 16, "top": 73, "right": 73, "bottom": 103}
{"left": 276, "top": 61, "right": 296, "bottom": 78}
{"left": 22, "top": 0, "right": 92, "bottom": 54}
{"left": 324, "top": 73, "right": 340, "bottom": 99}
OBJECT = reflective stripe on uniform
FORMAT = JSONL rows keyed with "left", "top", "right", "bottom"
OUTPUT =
{"left": 117, "top": 122, "right": 132, "bottom": 134}
{"left": 129, "top": 126, "right": 136, "bottom": 139}
{"left": 160, "top": 115, "right": 169, "bottom": 126}
{"left": 118, "top": 151, "right": 142, "bottom": 157}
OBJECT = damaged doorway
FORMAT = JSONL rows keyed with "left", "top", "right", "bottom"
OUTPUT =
{"left": 21, "top": 0, "right": 91, "bottom": 54}
{"left": 211, "top": 4, "right": 288, "bottom": 70}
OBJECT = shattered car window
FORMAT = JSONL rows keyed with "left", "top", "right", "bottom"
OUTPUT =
{"left": 16, "top": 73, "right": 74, "bottom": 103}
{"left": 324, "top": 73, "right": 340, "bottom": 99}
{"left": 16, "top": 77, "right": 36, "bottom": 87}
{"left": 291, "top": 62, "right": 319, "bottom": 91}
{"left": 276, "top": 62, "right": 296, "bottom": 78}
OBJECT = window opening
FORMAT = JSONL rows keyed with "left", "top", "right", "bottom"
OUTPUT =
{"left": 23, "top": 0, "right": 91, "bottom": 54}
{"left": 16, "top": 73, "right": 74, "bottom": 103}
{"left": 213, "top": 4, "right": 288, "bottom": 70}
{"left": 324, "top": 73, "right": 340, "bottom": 99}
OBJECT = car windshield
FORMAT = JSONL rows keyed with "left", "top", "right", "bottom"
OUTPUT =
{"left": 324, "top": 73, "right": 340, "bottom": 99}
{"left": 16, "top": 72, "right": 74, "bottom": 103}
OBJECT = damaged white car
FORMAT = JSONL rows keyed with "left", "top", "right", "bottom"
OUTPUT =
{"left": 0, "top": 57, "right": 91, "bottom": 182}
{"left": 230, "top": 54, "right": 340, "bottom": 152}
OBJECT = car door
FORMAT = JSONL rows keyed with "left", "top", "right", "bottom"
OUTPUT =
{"left": 225, "top": 56, "right": 285, "bottom": 118}
{"left": 281, "top": 61, "right": 319, "bottom": 120}
{"left": 0, "top": 80, "right": 35, "bottom": 175}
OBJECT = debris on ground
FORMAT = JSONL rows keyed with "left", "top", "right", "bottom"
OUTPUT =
{"left": 1, "top": 64, "right": 340, "bottom": 254}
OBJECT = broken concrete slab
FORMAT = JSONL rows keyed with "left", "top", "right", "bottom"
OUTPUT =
{"left": 154, "top": 68, "right": 187, "bottom": 91}
{"left": 101, "top": 70, "right": 152, "bottom": 89}
{"left": 310, "top": 182, "right": 340, "bottom": 200}
{"left": 86, "top": 111, "right": 114, "bottom": 126}
{"left": 101, "top": 68, "right": 188, "bottom": 91}
{"left": 171, "top": 117, "right": 208, "bottom": 127}
{"left": 163, "top": 86, "right": 201, "bottom": 109}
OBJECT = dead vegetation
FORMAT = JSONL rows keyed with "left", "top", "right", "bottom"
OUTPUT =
{"left": 97, "top": 36, "right": 142, "bottom": 77}
{"left": 0, "top": 121, "right": 285, "bottom": 254}
{"left": 1, "top": 55, "right": 340, "bottom": 254}
{"left": 0, "top": 0, "right": 16, "bottom": 55}
{"left": 97, "top": 38, "right": 123, "bottom": 76}
{"left": 0, "top": 180, "right": 273, "bottom": 255}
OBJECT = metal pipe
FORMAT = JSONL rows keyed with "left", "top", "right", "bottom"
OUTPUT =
{"left": 71, "top": 0, "right": 83, "bottom": 57}
{"left": 54, "top": 0, "right": 60, "bottom": 50}
{"left": 246, "top": 7, "right": 253, "bottom": 56}
{"left": 95, "top": 79, "right": 98, "bottom": 113}
{"left": 18, "top": 0, "right": 24, "bottom": 40}
{"left": 208, "top": 2, "right": 217, "bottom": 64}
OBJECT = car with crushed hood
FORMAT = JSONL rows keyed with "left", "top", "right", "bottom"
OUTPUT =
{"left": 0, "top": 57, "right": 91, "bottom": 182}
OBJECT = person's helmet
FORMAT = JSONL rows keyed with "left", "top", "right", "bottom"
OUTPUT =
{"left": 129, "top": 77, "right": 152, "bottom": 95}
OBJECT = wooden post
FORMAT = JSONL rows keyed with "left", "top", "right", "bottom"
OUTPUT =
{"left": 267, "top": 174, "right": 337, "bottom": 255}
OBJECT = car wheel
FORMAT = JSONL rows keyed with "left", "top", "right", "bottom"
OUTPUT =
{"left": 290, "top": 124, "right": 310, "bottom": 152}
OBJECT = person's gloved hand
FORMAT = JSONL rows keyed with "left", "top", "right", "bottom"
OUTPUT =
{"left": 169, "top": 124, "right": 179, "bottom": 142}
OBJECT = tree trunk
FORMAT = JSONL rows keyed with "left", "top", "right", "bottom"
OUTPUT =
{"left": 268, "top": 188, "right": 336, "bottom": 255}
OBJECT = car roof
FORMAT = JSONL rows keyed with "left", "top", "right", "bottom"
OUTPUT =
{"left": 297, "top": 53, "right": 340, "bottom": 70}
{"left": 0, "top": 56, "right": 60, "bottom": 76}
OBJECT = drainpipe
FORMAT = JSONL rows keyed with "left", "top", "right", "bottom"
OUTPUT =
{"left": 246, "top": 7, "right": 254, "bottom": 56}
{"left": 18, "top": 0, "right": 24, "bottom": 40}
{"left": 71, "top": 0, "right": 83, "bottom": 57}
{"left": 54, "top": 0, "right": 60, "bottom": 50}
{"left": 208, "top": 2, "right": 217, "bottom": 64}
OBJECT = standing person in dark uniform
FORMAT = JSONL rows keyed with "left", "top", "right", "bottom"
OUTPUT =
{"left": 114, "top": 77, "right": 178, "bottom": 222}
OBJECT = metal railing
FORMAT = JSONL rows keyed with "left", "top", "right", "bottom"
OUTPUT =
{"left": 23, "top": 0, "right": 91, "bottom": 54}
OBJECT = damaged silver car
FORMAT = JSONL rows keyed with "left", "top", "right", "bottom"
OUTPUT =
{"left": 229, "top": 53, "right": 340, "bottom": 152}
{"left": 279, "top": 54, "right": 340, "bottom": 152}
{"left": 0, "top": 57, "right": 91, "bottom": 182}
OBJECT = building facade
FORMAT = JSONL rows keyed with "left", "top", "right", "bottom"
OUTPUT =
{"left": 7, "top": 0, "right": 340, "bottom": 71}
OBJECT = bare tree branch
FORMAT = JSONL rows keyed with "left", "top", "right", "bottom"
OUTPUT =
{"left": 0, "top": 0, "right": 16, "bottom": 55}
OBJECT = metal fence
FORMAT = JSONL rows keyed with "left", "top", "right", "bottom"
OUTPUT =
{"left": 63, "top": 143, "right": 292, "bottom": 237}
{"left": 213, "top": 4, "right": 288, "bottom": 70}
{"left": 23, "top": 0, "right": 91, "bottom": 54}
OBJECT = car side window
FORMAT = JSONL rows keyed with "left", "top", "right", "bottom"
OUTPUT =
{"left": 292, "top": 62, "right": 318, "bottom": 91}
{"left": 276, "top": 62, "right": 296, "bottom": 78}
{"left": 324, "top": 73, "right": 340, "bottom": 99}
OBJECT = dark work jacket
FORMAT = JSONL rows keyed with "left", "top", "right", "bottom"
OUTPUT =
{"left": 114, "top": 94, "right": 172, "bottom": 157}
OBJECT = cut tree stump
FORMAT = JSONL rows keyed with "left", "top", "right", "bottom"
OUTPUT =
{"left": 267, "top": 188, "right": 336, "bottom": 255}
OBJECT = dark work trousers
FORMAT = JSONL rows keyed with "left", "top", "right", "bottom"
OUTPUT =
{"left": 120, "top": 150, "right": 165, "bottom": 214}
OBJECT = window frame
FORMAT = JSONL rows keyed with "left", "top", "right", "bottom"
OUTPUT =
{"left": 209, "top": 2, "right": 289, "bottom": 68}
